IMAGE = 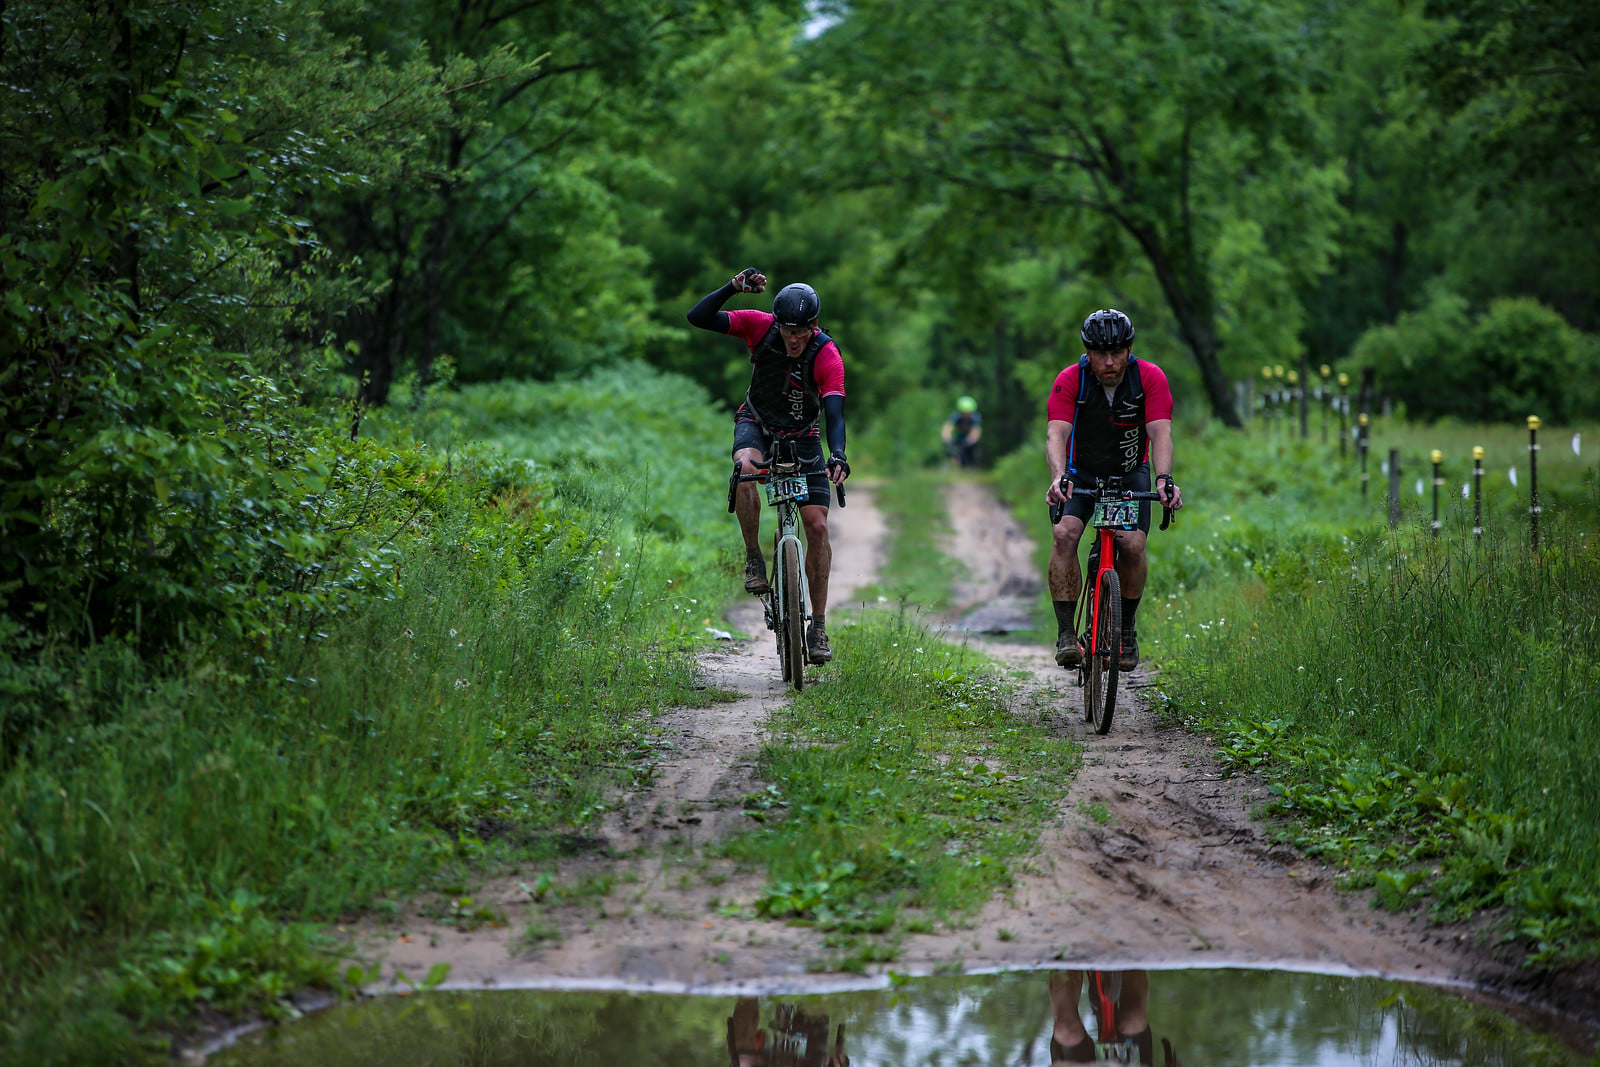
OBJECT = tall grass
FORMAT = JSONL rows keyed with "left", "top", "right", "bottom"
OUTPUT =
{"left": 0, "top": 365, "right": 741, "bottom": 1061}
{"left": 1155, "top": 420, "right": 1600, "bottom": 961}
{"left": 987, "top": 406, "right": 1600, "bottom": 959}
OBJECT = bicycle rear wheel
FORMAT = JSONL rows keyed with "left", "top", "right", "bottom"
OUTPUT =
{"left": 1091, "top": 569, "right": 1122, "bottom": 734}
{"left": 779, "top": 539, "right": 806, "bottom": 692}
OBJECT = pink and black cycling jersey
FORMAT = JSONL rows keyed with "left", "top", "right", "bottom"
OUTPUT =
{"left": 1047, "top": 358, "right": 1174, "bottom": 475}
{"left": 726, "top": 309, "right": 845, "bottom": 434}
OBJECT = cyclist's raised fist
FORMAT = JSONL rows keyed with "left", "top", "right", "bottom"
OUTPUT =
{"left": 731, "top": 268, "right": 766, "bottom": 293}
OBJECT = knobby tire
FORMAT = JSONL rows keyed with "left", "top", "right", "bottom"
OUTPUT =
{"left": 774, "top": 585, "right": 791, "bottom": 683}
{"left": 780, "top": 539, "right": 806, "bottom": 692}
{"left": 1092, "top": 568, "right": 1122, "bottom": 734}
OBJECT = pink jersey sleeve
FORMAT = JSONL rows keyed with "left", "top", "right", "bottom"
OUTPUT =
{"left": 725, "top": 309, "right": 775, "bottom": 348}
{"left": 1139, "top": 361, "right": 1174, "bottom": 422}
{"left": 1046, "top": 363, "right": 1081, "bottom": 424}
{"left": 814, "top": 341, "right": 845, "bottom": 397}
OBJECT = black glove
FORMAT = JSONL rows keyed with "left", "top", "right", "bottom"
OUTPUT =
{"left": 827, "top": 452, "right": 850, "bottom": 478}
{"left": 731, "top": 267, "right": 765, "bottom": 293}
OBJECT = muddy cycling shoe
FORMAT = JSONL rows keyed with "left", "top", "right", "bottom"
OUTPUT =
{"left": 1118, "top": 629, "right": 1140, "bottom": 671}
{"left": 1054, "top": 631, "right": 1083, "bottom": 668}
{"left": 743, "top": 556, "right": 770, "bottom": 596}
{"left": 806, "top": 622, "right": 833, "bottom": 664}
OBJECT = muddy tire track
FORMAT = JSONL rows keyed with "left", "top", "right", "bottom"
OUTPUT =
{"left": 357, "top": 476, "right": 1581, "bottom": 1040}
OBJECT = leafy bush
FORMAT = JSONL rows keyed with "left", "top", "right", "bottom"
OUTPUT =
{"left": 1351, "top": 291, "right": 1600, "bottom": 423}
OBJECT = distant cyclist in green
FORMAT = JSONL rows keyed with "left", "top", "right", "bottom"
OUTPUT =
{"left": 1045, "top": 309, "right": 1183, "bottom": 672}
{"left": 687, "top": 268, "right": 850, "bottom": 665}
{"left": 942, "top": 395, "right": 983, "bottom": 467}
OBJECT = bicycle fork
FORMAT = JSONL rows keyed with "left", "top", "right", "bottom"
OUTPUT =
{"left": 767, "top": 528, "right": 810, "bottom": 631}
{"left": 1079, "top": 533, "right": 1117, "bottom": 661}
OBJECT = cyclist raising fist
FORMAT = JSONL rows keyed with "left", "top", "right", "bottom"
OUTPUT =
{"left": 688, "top": 268, "right": 850, "bottom": 665}
{"left": 1045, "top": 309, "right": 1183, "bottom": 673}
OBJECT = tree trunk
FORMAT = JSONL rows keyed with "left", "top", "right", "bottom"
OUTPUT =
{"left": 1127, "top": 223, "right": 1242, "bottom": 427}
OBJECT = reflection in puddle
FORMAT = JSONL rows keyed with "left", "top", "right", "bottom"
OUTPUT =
{"left": 212, "top": 968, "right": 1585, "bottom": 1065}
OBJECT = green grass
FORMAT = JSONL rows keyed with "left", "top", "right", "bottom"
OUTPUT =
{"left": 990, "top": 407, "right": 1600, "bottom": 962}
{"left": 1149, "top": 417, "right": 1600, "bottom": 963}
{"left": 720, "top": 608, "right": 1079, "bottom": 969}
{"left": 844, "top": 467, "right": 966, "bottom": 609}
{"left": 0, "top": 365, "right": 745, "bottom": 1062}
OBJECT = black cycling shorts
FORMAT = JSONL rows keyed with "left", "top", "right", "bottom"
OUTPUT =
{"left": 732, "top": 417, "right": 832, "bottom": 508}
{"left": 1058, "top": 465, "right": 1152, "bottom": 533}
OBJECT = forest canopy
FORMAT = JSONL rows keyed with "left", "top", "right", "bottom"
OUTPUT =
{"left": 4, "top": 0, "right": 1598, "bottom": 643}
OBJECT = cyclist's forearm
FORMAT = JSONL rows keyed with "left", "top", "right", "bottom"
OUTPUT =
{"left": 686, "top": 282, "right": 736, "bottom": 332}
{"left": 1147, "top": 420, "right": 1174, "bottom": 479}
{"left": 1046, "top": 421, "right": 1072, "bottom": 480}
{"left": 822, "top": 394, "right": 846, "bottom": 456}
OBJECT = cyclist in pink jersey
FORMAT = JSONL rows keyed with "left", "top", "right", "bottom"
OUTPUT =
{"left": 688, "top": 268, "right": 849, "bottom": 664}
{"left": 1045, "top": 309, "right": 1183, "bottom": 672}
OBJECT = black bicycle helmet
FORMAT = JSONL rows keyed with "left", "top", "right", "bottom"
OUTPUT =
{"left": 1081, "top": 308, "right": 1135, "bottom": 351}
{"left": 772, "top": 283, "right": 821, "bottom": 326}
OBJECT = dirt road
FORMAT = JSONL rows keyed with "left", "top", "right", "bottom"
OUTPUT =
{"left": 365, "top": 477, "right": 1589, "bottom": 1040}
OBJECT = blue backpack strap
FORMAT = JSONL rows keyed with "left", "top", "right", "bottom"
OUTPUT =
{"left": 1068, "top": 355, "right": 1090, "bottom": 475}
{"left": 1068, "top": 355, "right": 1142, "bottom": 476}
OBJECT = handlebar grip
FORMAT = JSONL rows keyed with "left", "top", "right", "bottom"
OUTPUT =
{"left": 727, "top": 464, "right": 739, "bottom": 514}
{"left": 836, "top": 481, "right": 846, "bottom": 508}
{"left": 1159, "top": 505, "right": 1174, "bottom": 531}
{"left": 1049, "top": 500, "right": 1064, "bottom": 525}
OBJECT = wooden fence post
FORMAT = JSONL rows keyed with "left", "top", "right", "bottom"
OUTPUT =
{"left": 1528, "top": 416, "right": 1542, "bottom": 551}
{"left": 1388, "top": 448, "right": 1402, "bottom": 527}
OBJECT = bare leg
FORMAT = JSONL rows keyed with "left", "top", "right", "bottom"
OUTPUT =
{"left": 733, "top": 447, "right": 766, "bottom": 558}
{"left": 1113, "top": 529, "right": 1148, "bottom": 598}
{"left": 1048, "top": 971, "right": 1089, "bottom": 1047}
{"left": 800, "top": 504, "right": 831, "bottom": 617}
{"left": 1115, "top": 970, "right": 1149, "bottom": 1035}
{"left": 1048, "top": 516, "right": 1087, "bottom": 604}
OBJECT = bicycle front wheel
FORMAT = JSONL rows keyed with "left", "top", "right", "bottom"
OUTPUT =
{"left": 1091, "top": 568, "right": 1122, "bottom": 735}
{"left": 774, "top": 584, "right": 791, "bottom": 682}
{"left": 779, "top": 539, "right": 806, "bottom": 692}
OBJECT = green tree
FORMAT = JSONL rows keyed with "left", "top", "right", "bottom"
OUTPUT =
{"left": 0, "top": 0, "right": 491, "bottom": 642}
{"left": 316, "top": 0, "right": 789, "bottom": 403}
{"left": 1415, "top": 0, "right": 1600, "bottom": 333}
{"left": 810, "top": 0, "right": 1349, "bottom": 427}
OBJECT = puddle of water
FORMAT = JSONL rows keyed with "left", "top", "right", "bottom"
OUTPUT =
{"left": 210, "top": 968, "right": 1586, "bottom": 1065}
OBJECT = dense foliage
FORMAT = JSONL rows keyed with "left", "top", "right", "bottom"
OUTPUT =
{"left": 4, "top": 0, "right": 1600, "bottom": 1055}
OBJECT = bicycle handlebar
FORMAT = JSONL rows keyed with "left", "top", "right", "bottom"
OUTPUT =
{"left": 727, "top": 462, "right": 846, "bottom": 513}
{"left": 1049, "top": 476, "right": 1175, "bottom": 531}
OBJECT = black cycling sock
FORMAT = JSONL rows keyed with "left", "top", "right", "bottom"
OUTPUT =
{"left": 811, "top": 612, "right": 825, "bottom": 630}
{"left": 1121, "top": 596, "right": 1141, "bottom": 632}
{"left": 1053, "top": 600, "right": 1074, "bottom": 635}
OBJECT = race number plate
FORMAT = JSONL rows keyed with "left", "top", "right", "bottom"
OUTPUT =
{"left": 767, "top": 476, "right": 809, "bottom": 504}
{"left": 1092, "top": 498, "right": 1140, "bottom": 528}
